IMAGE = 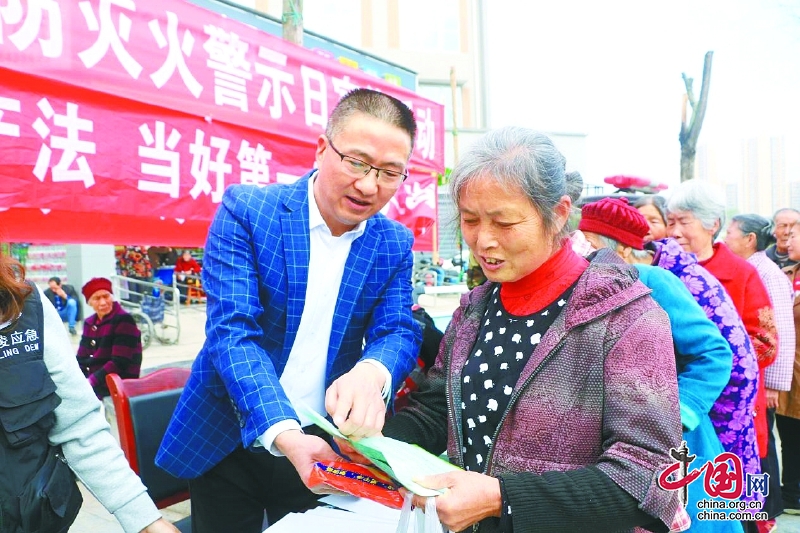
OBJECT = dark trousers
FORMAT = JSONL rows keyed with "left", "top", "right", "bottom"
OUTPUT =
{"left": 777, "top": 413, "right": 800, "bottom": 503}
{"left": 743, "top": 410, "right": 783, "bottom": 531}
{"left": 761, "top": 409, "right": 784, "bottom": 517}
{"left": 189, "top": 432, "right": 327, "bottom": 533}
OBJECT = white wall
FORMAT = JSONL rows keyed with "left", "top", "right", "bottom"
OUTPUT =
{"left": 65, "top": 245, "right": 117, "bottom": 293}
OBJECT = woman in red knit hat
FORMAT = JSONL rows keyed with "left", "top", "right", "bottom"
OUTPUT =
{"left": 77, "top": 277, "right": 143, "bottom": 399}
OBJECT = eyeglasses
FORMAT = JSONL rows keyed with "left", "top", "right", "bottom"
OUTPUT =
{"left": 327, "top": 139, "right": 408, "bottom": 189}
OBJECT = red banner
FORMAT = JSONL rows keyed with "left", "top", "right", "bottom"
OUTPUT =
{"left": 0, "top": 0, "right": 443, "bottom": 250}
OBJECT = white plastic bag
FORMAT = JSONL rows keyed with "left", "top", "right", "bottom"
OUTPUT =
{"left": 395, "top": 492, "right": 447, "bottom": 533}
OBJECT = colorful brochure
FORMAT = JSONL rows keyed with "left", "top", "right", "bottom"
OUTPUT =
{"left": 297, "top": 404, "right": 460, "bottom": 497}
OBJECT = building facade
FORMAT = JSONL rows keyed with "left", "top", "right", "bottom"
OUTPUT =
{"left": 696, "top": 136, "right": 800, "bottom": 216}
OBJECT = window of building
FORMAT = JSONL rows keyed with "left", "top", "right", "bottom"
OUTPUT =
{"left": 418, "top": 83, "right": 461, "bottom": 130}
{"left": 303, "top": 0, "right": 362, "bottom": 48}
{"left": 399, "top": 0, "right": 460, "bottom": 53}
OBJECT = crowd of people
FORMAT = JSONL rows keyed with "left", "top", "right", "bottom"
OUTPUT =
{"left": 153, "top": 90, "right": 800, "bottom": 533}
{"left": 4, "top": 88, "right": 800, "bottom": 532}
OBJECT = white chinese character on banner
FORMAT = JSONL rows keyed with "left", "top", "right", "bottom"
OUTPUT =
{"left": 300, "top": 66, "right": 327, "bottom": 129}
{"left": 25, "top": 329, "right": 39, "bottom": 342}
{"left": 138, "top": 121, "right": 181, "bottom": 198}
{"left": 32, "top": 99, "right": 96, "bottom": 187}
{"left": 0, "top": 96, "right": 21, "bottom": 137}
{"left": 0, "top": 335, "right": 7, "bottom": 349}
{"left": 203, "top": 25, "right": 252, "bottom": 111}
{"left": 10, "top": 331, "right": 23, "bottom": 345}
{"left": 149, "top": 12, "right": 202, "bottom": 98}
{"left": 331, "top": 75, "right": 358, "bottom": 99}
{"left": 78, "top": 0, "right": 142, "bottom": 79}
{"left": 415, "top": 107, "right": 436, "bottom": 161}
{"left": 2, "top": 0, "right": 62, "bottom": 58}
{"left": 0, "top": 0, "right": 21, "bottom": 45}
{"left": 237, "top": 140, "right": 271, "bottom": 186}
{"left": 254, "top": 46, "right": 296, "bottom": 120}
{"left": 189, "top": 129, "right": 231, "bottom": 203}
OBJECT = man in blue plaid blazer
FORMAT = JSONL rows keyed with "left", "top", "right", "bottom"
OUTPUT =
{"left": 156, "top": 89, "right": 422, "bottom": 532}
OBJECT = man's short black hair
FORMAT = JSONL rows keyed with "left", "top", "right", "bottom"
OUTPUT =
{"left": 326, "top": 88, "right": 417, "bottom": 152}
{"left": 48, "top": 276, "right": 61, "bottom": 285}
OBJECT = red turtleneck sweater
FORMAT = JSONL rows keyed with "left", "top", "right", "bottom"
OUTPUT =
{"left": 499, "top": 243, "right": 589, "bottom": 316}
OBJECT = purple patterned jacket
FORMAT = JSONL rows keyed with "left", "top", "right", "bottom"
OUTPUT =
{"left": 388, "top": 250, "right": 683, "bottom": 532}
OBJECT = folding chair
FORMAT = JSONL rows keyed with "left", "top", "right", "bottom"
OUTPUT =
{"left": 106, "top": 368, "right": 192, "bottom": 532}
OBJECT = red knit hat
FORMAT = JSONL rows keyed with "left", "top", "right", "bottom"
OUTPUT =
{"left": 82, "top": 277, "right": 113, "bottom": 301}
{"left": 579, "top": 197, "right": 650, "bottom": 250}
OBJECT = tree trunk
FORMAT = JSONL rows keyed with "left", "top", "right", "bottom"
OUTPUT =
{"left": 680, "top": 145, "right": 696, "bottom": 183}
{"left": 679, "top": 51, "right": 713, "bottom": 182}
{"left": 282, "top": 0, "right": 303, "bottom": 46}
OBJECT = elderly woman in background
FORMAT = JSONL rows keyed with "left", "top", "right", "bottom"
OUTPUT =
{"left": 667, "top": 181, "right": 777, "bottom": 452}
{"left": 634, "top": 195, "right": 668, "bottom": 243}
{"left": 726, "top": 214, "right": 795, "bottom": 400}
{"left": 667, "top": 181, "right": 778, "bottom": 532}
{"left": 726, "top": 213, "right": 796, "bottom": 524}
{"left": 379, "top": 127, "right": 682, "bottom": 533}
{"left": 78, "top": 277, "right": 143, "bottom": 399}
{"left": 778, "top": 221, "right": 800, "bottom": 515}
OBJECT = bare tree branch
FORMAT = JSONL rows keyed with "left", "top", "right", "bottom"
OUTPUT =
{"left": 686, "top": 51, "right": 713, "bottom": 148}
{"left": 679, "top": 51, "right": 713, "bottom": 182}
{"left": 682, "top": 73, "right": 696, "bottom": 109}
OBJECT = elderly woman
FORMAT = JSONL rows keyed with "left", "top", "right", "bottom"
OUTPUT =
{"left": 380, "top": 128, "right": 682, "bottom": 533}
{"left": 667, "top": 181, "right": 777, "bottom": 456}
{"left": 726, "top": 214, "right": 796, "bottom": 525}
{"left": 77, "top": 277, "right": 143, "bottom": 399}
{"left": 634, "top": 195, "right": 668, "bottom": 243}
{"left": 726, "top": 214, "right": 795, "bottom": 401}
{"left": 779, "top": 221, "right": 800, "bottom": 515}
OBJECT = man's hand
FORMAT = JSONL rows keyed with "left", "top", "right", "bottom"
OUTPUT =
{"left": 411, "top": 471, "right": 502, "bottom": 532}
{"left": 139, "top": 518, "right": 180, "bottom": 533}
{"left": 55, "top": 287, "right": 67, "bottom": 299}
{"left": 766, "top": 388, "right": 780, "bottom": 410}
{"left": 333, "top": 435, "right": 379, "bottom": 465}
{"left": 325, "top": 362, "right": 387, "bottom": 439}
{"left": 274, "top": 430, "right": 346, "bottom": 494}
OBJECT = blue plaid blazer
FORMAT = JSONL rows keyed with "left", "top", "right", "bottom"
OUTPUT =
{"left": 156, "top": 173, "right": 421, "bottom": 478}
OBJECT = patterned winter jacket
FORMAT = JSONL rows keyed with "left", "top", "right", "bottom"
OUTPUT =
{"left": 385, "top": 249, "right": 682, "bottom": 533}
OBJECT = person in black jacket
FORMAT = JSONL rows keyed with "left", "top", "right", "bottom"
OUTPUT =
{"left": 44, "top": 276, "right": 82, "bottom": 335}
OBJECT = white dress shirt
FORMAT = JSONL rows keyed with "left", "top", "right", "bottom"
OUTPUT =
{"left": 259, "top": 175, "right": 391, "bottom": 455}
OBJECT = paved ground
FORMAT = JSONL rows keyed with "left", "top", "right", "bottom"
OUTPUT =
{"left": 66, "top": 295, "right": 800, "bottom": 532}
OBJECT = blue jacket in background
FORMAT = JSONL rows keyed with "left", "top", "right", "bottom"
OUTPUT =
{"left": 635, "top": 264, "right": 741, "bottom": 533}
